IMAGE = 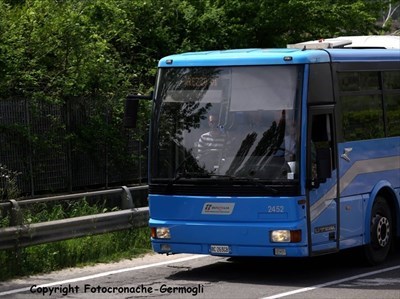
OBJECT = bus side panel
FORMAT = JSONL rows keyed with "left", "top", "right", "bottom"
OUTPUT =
{"left": 339, "top": 194, "right": 364, "bottom": 249}
{"left": 338, "top": 138, "right": 399, "bottom": 196}
{"left": 337, "top": 137, "right": 400, "bottom": 247}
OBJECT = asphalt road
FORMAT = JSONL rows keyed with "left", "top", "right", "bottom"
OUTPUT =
{"left": 1, "top": 248, "right": 399, "bottom": 299}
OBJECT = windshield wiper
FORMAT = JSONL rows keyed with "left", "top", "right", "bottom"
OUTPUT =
{"left": 165, "top": 172, "right": 278, "bottom": 194}
{"left": 165, "top": 171, "right": 208, "bottom": 192}
{"left": 172, "top": 172, "right": 208, "bottom": 182}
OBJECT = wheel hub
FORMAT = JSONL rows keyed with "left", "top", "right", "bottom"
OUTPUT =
{"left": 376, "top": 216, "right": 390, "bottom": 247}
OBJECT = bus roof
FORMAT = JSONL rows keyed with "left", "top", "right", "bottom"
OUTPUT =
{"left": 341, "top": 35, "right": 400, "bottom": 49}
{"left": 158, "top": 48, "right": 400, "bottom": 67}
{"left": 288, "top": 35, "right": 400, "bottom": 50}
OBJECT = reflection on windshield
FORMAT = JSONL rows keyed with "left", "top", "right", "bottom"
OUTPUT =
{"left": 151, "top": 66, "right": 301, "bottom": 184}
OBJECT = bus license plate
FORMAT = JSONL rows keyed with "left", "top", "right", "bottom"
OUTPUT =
{"left": 210, "top": 245, "right": 230, "bottom": 254}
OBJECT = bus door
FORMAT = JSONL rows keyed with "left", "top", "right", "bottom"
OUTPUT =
{"left": 307, "top": 106, "right": 339, "bottom": 255}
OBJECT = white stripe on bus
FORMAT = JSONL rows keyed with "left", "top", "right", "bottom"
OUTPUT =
{"left": 311, "top": 156, "right": 399, "bottom": 221}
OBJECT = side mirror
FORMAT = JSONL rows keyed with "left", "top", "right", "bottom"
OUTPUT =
{"left": 123, "top": 93, "right": 153, "bottom": 128}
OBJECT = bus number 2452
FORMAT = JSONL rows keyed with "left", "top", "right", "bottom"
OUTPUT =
{"left": 267, "top": 205, "right": 285, "bottom": 213}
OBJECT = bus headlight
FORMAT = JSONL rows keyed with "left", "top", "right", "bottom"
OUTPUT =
{"left": 270, "top": 230, "right": 301, "bottom": 243}
{"left": 151, "top": 227, "right": 171, "bottom": 239}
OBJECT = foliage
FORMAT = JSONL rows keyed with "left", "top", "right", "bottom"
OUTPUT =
{"left": 0, "top": 0, "right": 149, "bottom": 194}
{"left": 0, "top": 164, "right": 21, "bottom": 201}
{"left": 0, "top": 227, "right": 151, "bottom": 280}
{"left": 380, "top": 0, "right": 400, "bottom": 32}
{"left": 0, "top": 0, "right": 386, "bottom": 113}
{"left": 0, "top": 0, "right": 383, "bottom": 100}
{"left": 213, "top": 0, "right": 382, "bottom": 47}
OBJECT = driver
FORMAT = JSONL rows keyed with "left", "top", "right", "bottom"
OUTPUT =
{"left": 196, "top": 114, "right": 226, "bottom": 168}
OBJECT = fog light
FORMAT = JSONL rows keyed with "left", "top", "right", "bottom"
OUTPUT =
{"left": 161, "top": 244, "right": 171, "bottom": 252}
{"left": 271, "top": 230, "right": 301, "bottom": 243}
{"left": 274, "top": 248, "right": 287, "bottom": 256}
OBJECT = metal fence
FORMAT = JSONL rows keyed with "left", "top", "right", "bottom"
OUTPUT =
{"left": 0, "top": 98, "right": 148, "bottom": 197}
{"left": 0, "top": 185, "right": 149, "bottom": 250}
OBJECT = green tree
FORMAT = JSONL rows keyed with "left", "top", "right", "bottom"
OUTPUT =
{"left": 214, "top": 0, "right": 381, "bottom": 47}
{"left": 0, "top": 0, "right": 144, "bottom": 193}
{"left": 380, "top": 0, "right": 400, "bottom": 32}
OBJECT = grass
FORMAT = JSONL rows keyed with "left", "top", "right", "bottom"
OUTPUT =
{"left": 0, "top": 198, "right": 152, "bottom": 281}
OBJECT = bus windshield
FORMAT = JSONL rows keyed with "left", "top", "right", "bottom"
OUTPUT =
{"left": 150, "top": 65, "right": 302, "bottom": 186}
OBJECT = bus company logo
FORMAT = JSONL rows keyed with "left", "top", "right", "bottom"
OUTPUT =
{"left": 202, "top": 203, "right": 235, "bottom": 215}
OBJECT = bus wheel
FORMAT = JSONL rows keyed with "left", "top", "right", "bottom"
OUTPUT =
{"left": 364, "top": 196, "right": 392, "bottom": 265}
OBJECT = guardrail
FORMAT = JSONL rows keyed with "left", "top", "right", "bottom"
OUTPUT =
{"left": 0, "top": 185, "right": 149, "bottom": 250}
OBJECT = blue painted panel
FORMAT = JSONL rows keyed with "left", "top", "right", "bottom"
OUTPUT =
{"left": 149, "top": 194, "right": 306, "bottom": 222}
{"left": 337, "top": 137, "right": 400, "bottom": 247}
{"left": 158, "top": 49, "right": 330, "bottom": 67}
{"left": 340, "top": 195, "right": 364, "bottom": 242}
{"left": 149, "top": 194, "right": 309, "bottom": 256}
{"left": 158, "top": 48, "right": 400, "bottom": 68}
{"left": 338, "top": 137, "right": 400, "bottom": 197}
{"left": 149, "top": 218, "right": 307, "bottom": 246}
{"left": 310, "top": 199, "right": 337, "bottom": 249}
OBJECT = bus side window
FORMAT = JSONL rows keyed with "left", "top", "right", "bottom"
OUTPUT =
{"left": 311, "top": 114, "right": 334, "bottom": 183}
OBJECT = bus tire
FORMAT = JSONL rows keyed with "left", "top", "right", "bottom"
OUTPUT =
{"left": 364, "top": 196, "right": 392, "bottom": 265}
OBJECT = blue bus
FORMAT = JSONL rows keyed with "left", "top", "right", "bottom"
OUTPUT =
{"left": 126, "top": 36, "right": 400, "bottom": 265}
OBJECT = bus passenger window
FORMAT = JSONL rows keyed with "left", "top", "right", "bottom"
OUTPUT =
{"left": 341, "top": 95, "right": 384, "bottom": 141}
